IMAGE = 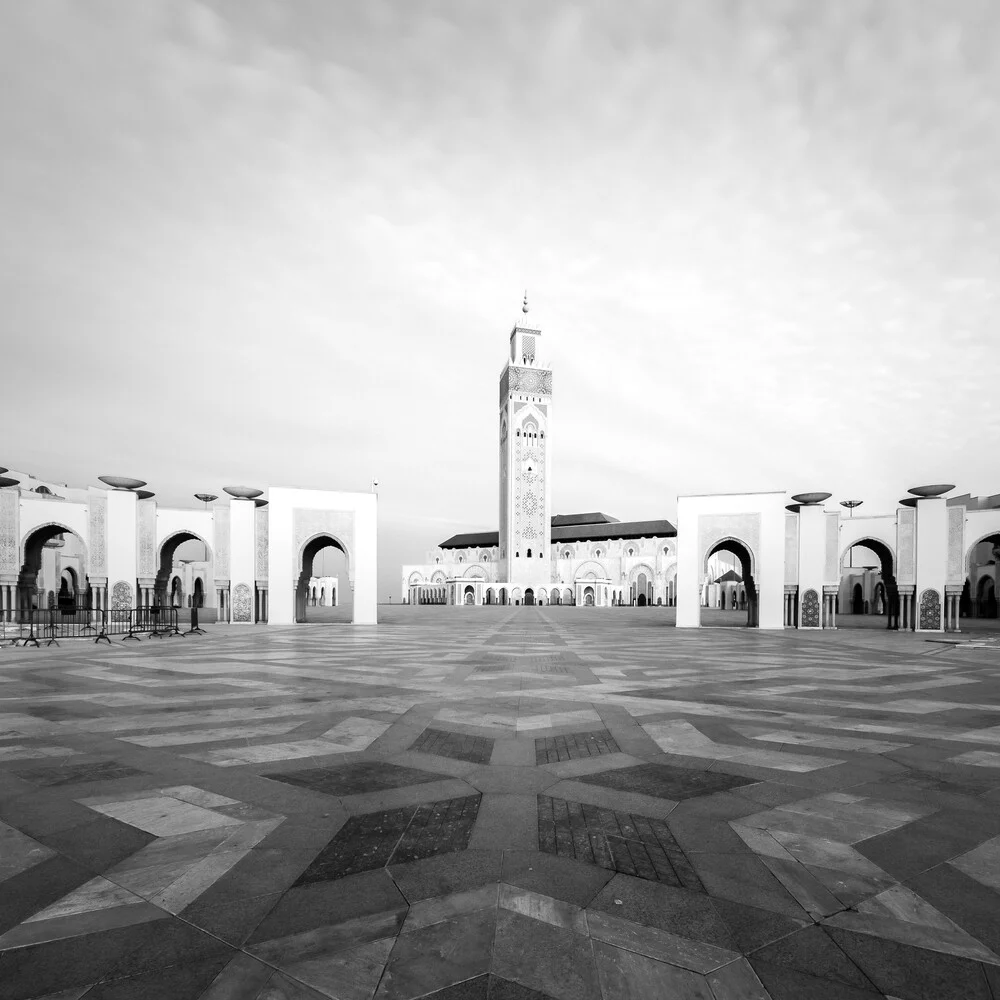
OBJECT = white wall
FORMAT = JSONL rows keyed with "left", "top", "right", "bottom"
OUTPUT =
{"left": 19, "top": 496, "right": 89, "bottom": 552}
{"left": 156, "top": 507, "right": 215, "bottom": 553}
{"left": 268, "top": 487, "right": 378, "bottom": 626}
{"left": 676, "top": 492, "right": 787, "bottom": 629}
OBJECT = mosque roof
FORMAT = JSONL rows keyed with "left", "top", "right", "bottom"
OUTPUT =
{"left": 550, "top": 512, "right": 620, "bottom": 526}
{"left": 948, "top": 493, "right": 1000, "bottom": 511}
{"left": 438, "top": 516, "right": 676, "bottom": 549}
{"left": 438, "top": 531, "right": 500, "bottom": 549}
{"left": 714, "top": 569, "right": 743, "bottom": 583}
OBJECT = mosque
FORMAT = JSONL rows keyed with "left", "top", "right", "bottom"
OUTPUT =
{"left": 401, "top": 299, "right": 1000, "bottom": 629}
{"left": 401, "top": 298, "right": 679, "bottom": 607}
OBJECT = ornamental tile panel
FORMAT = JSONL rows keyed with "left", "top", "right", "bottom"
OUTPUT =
{"left": 801, "top": 588, "right": 821, "bottom": 627}
{"left": 0, "top": 489, "right": 18, "bottom": 575}
{"left": 88, "top": 493, "right": 107, "bottom": 577}
{"left": 919, "top": 588, "right": 942, "bottom": 630}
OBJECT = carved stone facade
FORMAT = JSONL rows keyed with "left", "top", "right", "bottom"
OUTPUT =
{"left": 88, "top": 494, "right": 107, "bottom": 577}
{"left": 213, "top": 504, "right": 230, "bottom": 581}
{"left": 947, "top": 506, "right": 964, "bottom": 583}
{"left": 919, "top": 588, "right": 941, "bottom": 630}
{"left": 232, "top": 582, "right": 253, "bottom": 622}
{"left": 801, "top": 589, "right": 821, "bottom": 627}
{"left": 0, "top": 489, "right": 18, "bottom": 576}
{"left": 255, "top": 506, "right": 269, "bottom": 582}
{"left": 109, "top": 579, "right": 132, "bottom": 622}
{"left": 896, "top": 508, "right": 915, "bottom": 584}
{"left": 136, "top": 500, "right": 156, "bottom": 577}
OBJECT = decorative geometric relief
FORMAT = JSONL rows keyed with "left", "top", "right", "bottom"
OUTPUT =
{"left": 499, "top": 368, "right": 509, "bottom": 406}
{"left": 232, "top": 583, "right": 253, "bottom": 622}
{"left": 255, "top": 507, "right": 269, "bottom": 581}
{"left": 89, "top": 494, "right": 107, "bottom": 576}
{"left": 801, "top": 589, "right": 820, "bottom": 627}
{"left": 522, "top": 334, "right": 536, "bottom": 359}
{"left": 947, "top": 506, "right": 964, "bottom": 582}
{"left": 897, "top": 508, "right": 915, "bottom": 583}
{"left": 136, "top": 501, "right": 156, "bottom": 576}
{"left": 213, "top": 505, "right": 230, "bottom": 580}
{"left": 0, "top": 488, "right": 18, "bottom": 575}
{"left": 111, "top": 580, "right": 133, "bottom": 609}
{"left": 110, "top": 580, "right": 133, "bottom": 622}
{"left": 919, "top": 588, "right": 941, "bottom": 630}
{"left": 508, "top": 366, "right": 552, "bottom": 396}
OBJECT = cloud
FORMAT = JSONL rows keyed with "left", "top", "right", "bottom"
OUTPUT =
{"left": 1, "top": 0, "right": 999, "bottom": 597}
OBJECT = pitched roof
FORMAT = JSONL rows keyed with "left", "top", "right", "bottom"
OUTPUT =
{"left": 550, "top": 512, "right": 620, "bottom": 526}
{"left": 552, "top": 519, "right": 676, "bottom": 543}
{"left": 439, "top": 530, "right": 500, "bottom": 549}
{"left": 439, "top": 517, "right": 676, "bottom": 549}
{"left": 714, "top": 569, "right": 743, "bottom": 583}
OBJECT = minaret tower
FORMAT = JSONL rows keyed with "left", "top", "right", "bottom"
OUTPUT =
{"left": 498, "top": 293, "right": 553, "bottom": 589}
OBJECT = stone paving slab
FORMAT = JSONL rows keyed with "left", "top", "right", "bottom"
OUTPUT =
{"left": 0, "top": 607, "right": 999, "bottom": 998}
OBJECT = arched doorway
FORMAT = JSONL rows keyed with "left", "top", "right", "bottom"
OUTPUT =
{"left": 524, "top": 588, "right": 535, "bottom": 607}
{"left": 57, "top": 568, "right": 78, "bottom": 611}
{"left": 706, "top": 539, "right": 758, "bottom": 627}
{"left": 17, "top": 524, "right": 87, "bottom": 616}
{"left": 583, "top": 586, "right": 595, "bottom": 606}
{"left": 966, "top": 533, "right": 1000, "bottom": 618}
{"left": 464, "top": 585, "right": 475, "bottom": 605}
{"left": 840, "top": 538, "right": 899, "bottom": 629}
{"left": 978, "top": 577, "right": 998, "bottom": 619}
{"left": 156, "top": 532, "right": 212, "bottom": 613}
{"left": 170, "top": 576, "right": 183, "bottom": 608}
{"left": 192, "top": 577, "right": 205, "bottom": 608}
{"left": 873, "top": 582, "right": 886, "bottom": 615}
{"left": 852, "top": 583, "right": 864, "bottom": 616}
{"left": 297, "top": 534, "right": 352, "bottom": 623}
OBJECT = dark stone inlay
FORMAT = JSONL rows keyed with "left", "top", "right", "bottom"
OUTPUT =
{"left": 12, "top": 761, "right": 146, "bottom": 787}
{"left": 537, "top": 795, "right": 704, "bottom": 890}
{"left": 535, "top": 729, "right": 620, "bottom": 765}
{"left": 473, "top": 662, "right": 569, "bottom": 674}
{"left": 264, "top": 761, "right": 445, "bottom": 797}
{"left": 575, "top": 762, "right": 756, "bottom": 800}
{"left": 412, "top": 727, "right": 495, "bottom": 765}
{"left": 295, "top": 794, "right": 482, "bottom": 884}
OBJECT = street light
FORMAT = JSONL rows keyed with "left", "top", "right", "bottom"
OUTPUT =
{"left": 840, "top": 500, "right": 863, "bottom": 568}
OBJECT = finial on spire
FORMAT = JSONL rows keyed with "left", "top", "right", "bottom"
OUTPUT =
{"left": 522, "top": 290, "right": 529, "bottom": 314}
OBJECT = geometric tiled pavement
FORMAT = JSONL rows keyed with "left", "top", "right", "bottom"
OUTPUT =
{"left": 534, "top": 728, "right": 620, "bottom": 765}
{"left": 0, "top": 609, "right": 999, "bottom": 999}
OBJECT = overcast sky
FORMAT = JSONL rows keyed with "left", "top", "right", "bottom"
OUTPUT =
{"left": 3, "top": 0, "right": 999, "bottom": 600}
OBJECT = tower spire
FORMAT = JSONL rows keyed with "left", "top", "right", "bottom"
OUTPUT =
{"left": 522, "top": 290, "right": 529, "bottom": 314}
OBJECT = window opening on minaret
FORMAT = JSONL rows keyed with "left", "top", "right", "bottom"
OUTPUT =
{"left": 527, "top": 549, "right": 532, "bottom": 558}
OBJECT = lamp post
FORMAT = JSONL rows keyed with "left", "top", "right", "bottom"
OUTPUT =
{"left": 840, "top": 500, "right": 863, "bottom": 569}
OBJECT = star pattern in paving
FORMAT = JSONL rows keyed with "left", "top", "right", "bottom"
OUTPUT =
{"left": 0, "top": 609, "right": 998, "bottom": 998}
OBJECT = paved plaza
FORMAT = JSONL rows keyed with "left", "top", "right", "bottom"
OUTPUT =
{"left": 1, "top": 610, "right": 1000, "bottom": 1000}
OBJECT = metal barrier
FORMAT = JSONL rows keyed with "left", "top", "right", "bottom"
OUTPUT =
{"left": 1, "top": 606, "right": 183, "bottom": 646}
{"left": 114, "top": 607, "right": 181, "bottom": 642}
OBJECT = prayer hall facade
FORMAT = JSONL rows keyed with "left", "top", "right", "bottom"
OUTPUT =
{"left": 401, "top": 301, "right": 678, "bottom": 607}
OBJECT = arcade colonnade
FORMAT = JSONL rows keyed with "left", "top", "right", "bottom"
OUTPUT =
{"left": 0, "top": 473, "right": 377, "bottom": 626}
{"left": 675, "top": 488, "right": 1000, "bottom": 632}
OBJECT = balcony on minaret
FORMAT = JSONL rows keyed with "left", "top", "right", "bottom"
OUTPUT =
{"left": 510, "top": 293, "right": 542, "bottom": 367}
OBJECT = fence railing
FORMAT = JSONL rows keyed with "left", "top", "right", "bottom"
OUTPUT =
{"left": 1, "top": 606, "right": 186, "bottom": 647}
